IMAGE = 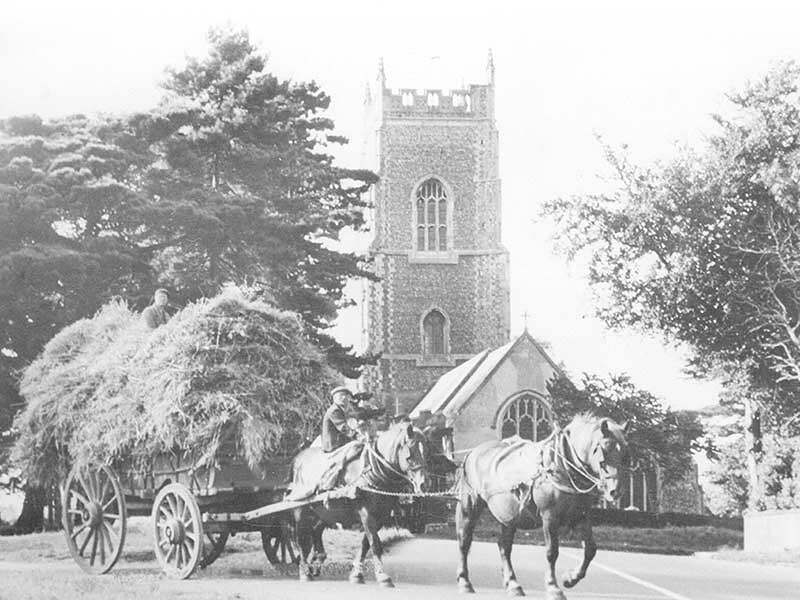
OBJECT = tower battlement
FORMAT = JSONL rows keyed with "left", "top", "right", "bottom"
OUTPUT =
{"left": 381, "top": 84, "right": 493, "bottom": 119}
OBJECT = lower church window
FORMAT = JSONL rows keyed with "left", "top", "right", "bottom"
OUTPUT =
{"left": 423, "top": 310, "right": 446, "bottom": 355}
{"left": 499, "top": 393, "right": 553, "bottom": 442}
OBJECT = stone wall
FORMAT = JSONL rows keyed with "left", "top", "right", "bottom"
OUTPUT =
{"left": 658, "top": 462, "right": 705, "bottom": 514}
{"left": 744, "top": 509, "right": 800, "bottom": 551}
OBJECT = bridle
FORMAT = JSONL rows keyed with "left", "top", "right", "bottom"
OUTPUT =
{"left": 358, "top": 426, "right": 426, "bottom": 493}
{"left": 551, "top": 430, "right": 613, "bottom": 495}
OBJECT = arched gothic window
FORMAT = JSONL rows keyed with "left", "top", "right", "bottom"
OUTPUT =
{"left": 422, "top": 310, "right": 446, "bottom": 355}
{"left": 416, "top": 178, "right": 448, "bottom": 251}
{"left": 498, "top": 393, "right": 553, "bottom": 442}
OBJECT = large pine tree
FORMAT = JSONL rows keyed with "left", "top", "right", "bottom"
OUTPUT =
{"left": 130, "top": 28, "right": 377, "bottom": 375}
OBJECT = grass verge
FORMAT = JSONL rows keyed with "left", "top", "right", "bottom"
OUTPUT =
{"left": 423, "top": 519, "right": 743, "bottom": 556}
{"left": 0, "top": 517, "right": 412, "bottom": 599}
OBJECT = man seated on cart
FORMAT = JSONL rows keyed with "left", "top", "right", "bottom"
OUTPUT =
{"left": 322, "top": 386, "right": 358, "bottom": 452}
{"left": 288, "top": 387, "right": 366, "bottom": 500}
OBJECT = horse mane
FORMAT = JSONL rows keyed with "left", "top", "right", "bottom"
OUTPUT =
{"left": 567, "top": 412, "right": 628, "bottom": 444}
{"left": 566, "top": 412, "right": 601, "bottom": 428}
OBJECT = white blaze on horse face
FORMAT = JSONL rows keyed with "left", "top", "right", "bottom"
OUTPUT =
{"left": 596, "top": 423, "right": 627, "bottom": 502}
{"left": 403, "top": 430, "right": 428, "bottom": 493}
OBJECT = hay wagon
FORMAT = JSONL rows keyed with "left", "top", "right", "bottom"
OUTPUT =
{"left": 61, "top": 434, "right": 308, "bottom": 579}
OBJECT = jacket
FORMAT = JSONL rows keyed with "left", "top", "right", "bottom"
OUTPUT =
{"left": 142, "top": 305, "right": 169, "bottom": 329}
{"left": 321, "top": 403, "right": 354, "bottom": 452}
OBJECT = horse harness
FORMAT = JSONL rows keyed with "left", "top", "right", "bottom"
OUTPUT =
{"left": 479, "top": 429, "right": 606, "bottom": 509}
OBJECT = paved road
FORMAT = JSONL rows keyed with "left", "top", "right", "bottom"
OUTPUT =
{"left": 379, "top": 538, "right": 796, "bottom": 600}
{"left": 2, "top": 537, "right": 796, "bottom": 599}
{"left": 164, "top": 537, "right": 795, "bottom": 600}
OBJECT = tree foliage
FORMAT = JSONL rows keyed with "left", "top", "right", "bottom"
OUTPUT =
{"left": 0, "top": 114, "right": 156, "bottom": 426}
{"left": 543, "top": 62, "right": 800, "bottom": 422}
{"left": 129, "top": 28, "right": 377, "bottom": 375}
{"left": 548, "top": 373, "right": 703, "bottom": 483}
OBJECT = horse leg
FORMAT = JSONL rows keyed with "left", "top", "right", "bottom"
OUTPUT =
{"left": 362, "top": 508, "right": 394, "bottom": 588}
{"left": 562, "top": 517, "right": 596, "bottom": 589}
{"left": 456, "top": 492, "right": 484, "bottom": 593}
{"left": 292, "top": 508, "right": 314, "bottom": 582}
{"left": 349, "top": 533, "right": 369, "bottom": 584}
{"left": 542, "top": 512, "right": 566, "bottom": 600}
{"left": 309, "top": 520, "right": 327, "bottom": 577}
{"left": 498, "top": 522, "right": 524, "bottom": 596}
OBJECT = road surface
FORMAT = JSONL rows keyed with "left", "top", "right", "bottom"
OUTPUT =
{"left": 1, "top": 537, "right": 796, "bottom": 599}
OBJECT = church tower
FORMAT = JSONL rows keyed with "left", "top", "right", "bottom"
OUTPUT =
{"left": 364, "top": 55, "right": 511, "bottom": 415}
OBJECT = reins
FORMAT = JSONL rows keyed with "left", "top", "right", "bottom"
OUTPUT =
{"left": 355, "top": 431, "right": 457, "bottom": 498}
{"left": 551, "top": 431, "right": 603, "bottom": 495}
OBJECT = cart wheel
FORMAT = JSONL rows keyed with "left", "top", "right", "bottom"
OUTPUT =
{"left": 199, "top": 530, "right": 229, "bottom": 569}
{"left": 62, "top": 464, "right": 127, "bottom": 575}
{"left": 152, "top": 483, "right": 203, "bottom": 579}
{"left": 261, "top": 521, "right": 299, "bottom": 564}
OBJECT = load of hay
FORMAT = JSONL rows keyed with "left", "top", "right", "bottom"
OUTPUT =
{"left": 12, "top": 289, "right": 335, "bottom": 486}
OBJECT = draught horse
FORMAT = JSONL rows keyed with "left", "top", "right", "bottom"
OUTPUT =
{"left": 289, "top": 420, "right": 429, "bottom": 586}
{"left": 455, "top": 414, "right": 630, "bottom": 599}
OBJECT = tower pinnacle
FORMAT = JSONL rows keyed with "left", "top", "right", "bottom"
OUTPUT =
{"left": 377, "top": 57, "right": 386, "bottom": 89}
{"left": 487, "top": 49, "right": 495, "bottom": 85}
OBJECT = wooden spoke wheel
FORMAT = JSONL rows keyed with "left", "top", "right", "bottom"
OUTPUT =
{"left": 62, "top": 464, "right": 127, "bottom": 575}
{"left": 261, "top": 521, "right": 298, "bottom": 564}
{"left": 199, "top": 530, "right": 229, "bottom": 569}
{"left": 152, "top": 483, "right": 203, "bottom": 579}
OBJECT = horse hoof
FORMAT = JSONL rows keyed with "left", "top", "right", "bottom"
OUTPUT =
{"left": 506, "top": 582, "right": 525, "bottom": 596}
{"left": 458, "top": 581, "right": 476, "bottom": 594}
{"left": 562, "top": 578, "right": 577, "bottom": 589}
{"left": 379, "top": 579, "right": 395, "bottom": 588}
{"left": 349, "top": 573, "right": 365, "bottom": 584}
{"left": 546, "top": 588, "right": 566, "bottom": 600}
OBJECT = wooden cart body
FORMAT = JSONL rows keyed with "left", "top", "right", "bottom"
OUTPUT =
{"left": 61, "top": 443, "right": 309, "bottom": 579}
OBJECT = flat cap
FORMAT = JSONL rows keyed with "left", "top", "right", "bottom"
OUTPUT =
{"left": 330, "top": 386, "right": 353, "bottom": 397}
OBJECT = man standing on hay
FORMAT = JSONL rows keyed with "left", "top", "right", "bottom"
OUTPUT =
{"left": 141, "top": 288, "right": 171, "bottom": 329}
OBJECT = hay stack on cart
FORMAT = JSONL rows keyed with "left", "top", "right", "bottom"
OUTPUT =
{"left": 12, "top": 289, "right": 334, "bottom": 577}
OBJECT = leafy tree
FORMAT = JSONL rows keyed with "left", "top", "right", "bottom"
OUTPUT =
{"left": 702, "top": 433, "right": 749, "bottom": 517}
{"left": 129, "top": 28, "right": 377, "bottom": 376}
{"left": 543, "top": 62, "right": 800, "bottom": 423}
{"left": 0, "top": 114, "right": 157, "bottom": 531}
{"left": 548, "top": 373, "right": 704, "bottom": 484}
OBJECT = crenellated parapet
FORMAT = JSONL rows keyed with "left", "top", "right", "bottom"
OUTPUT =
{"left": 381, "top": 84, "right": 493, "bottom": 120}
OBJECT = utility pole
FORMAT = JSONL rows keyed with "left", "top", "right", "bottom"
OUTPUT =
{"left": 744, "top": 396, "right": 762, "bottom": 509}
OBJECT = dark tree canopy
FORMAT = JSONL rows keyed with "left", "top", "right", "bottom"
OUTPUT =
{"left": 0, "top": 114, "right": 156, "bottom": 429}
{"left": 544, "top": 62, "right": 800, "bottom": 422}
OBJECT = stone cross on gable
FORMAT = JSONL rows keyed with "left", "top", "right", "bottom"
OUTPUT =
{"left": 522, "top": 310, "right": 530, "bottom": 331}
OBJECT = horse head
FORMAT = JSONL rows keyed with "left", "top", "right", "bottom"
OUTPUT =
{"left": 565, "top": 415, "right": 631, "bottom": 503}
{"left": 375, "top": 420, "right": 429, "bottom": 494}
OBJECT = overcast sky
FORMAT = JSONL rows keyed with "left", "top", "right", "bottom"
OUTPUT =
{"left": 5, "top": 0, "right": 800, "bottom": 409}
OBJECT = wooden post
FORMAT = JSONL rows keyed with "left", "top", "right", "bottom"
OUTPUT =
{"left": 642, "top": 470, "right": 648, "bottom": 512}
{"left": 627, "top": 469, "right": 636, "bottom": 510}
